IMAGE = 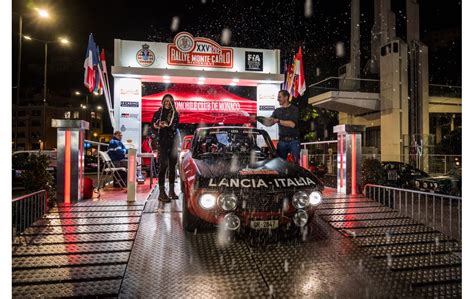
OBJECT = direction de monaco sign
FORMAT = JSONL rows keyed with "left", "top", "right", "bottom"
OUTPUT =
{"left": 167, "top": 32, "right": 233, "bottom": 68}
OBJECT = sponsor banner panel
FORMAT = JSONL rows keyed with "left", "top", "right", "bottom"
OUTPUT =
{"left": 257, "top": 83, "right": 280, "bottom": 140}
{"left": 114, "top": 78, "right": 142, "bottom": 153}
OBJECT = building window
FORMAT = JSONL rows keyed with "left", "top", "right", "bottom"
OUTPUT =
{"left": 364, "top": 126, "right": 381, "bottom": 150}
{"left": 73, "top": 111, "right": 80, "bottom": 119}
{"left": 91, "top": 111, "right": 96, "bottom": 119}
{"left": 64, "top": 111, "right": 71, "bottom": 119}
{"left": 18, "top": 111, "right": 26, "bottom": 117}
{"left": 18, "top": 120, "right": 26, "bottom": 127}
{"left": 31, "top": 110, "right": 41, "bottom": 116}
{"left": 381, "top": 44, "right": 391, "bottom": 56}
{"left": 393, "top": 42, "right": 399, "bottom": 53}
{"left": 17, "top": 132, "right": 26, "bottom": 138}
{"left": 96, "top": 113, "right": 101, "bottom": 120}
{"left": 31, "top": 120, "right": 41, "bottom": 127}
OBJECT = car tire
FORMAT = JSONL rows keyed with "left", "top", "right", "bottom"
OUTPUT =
{"left": 181, "top": 180, "right": 204, "bottom": 233}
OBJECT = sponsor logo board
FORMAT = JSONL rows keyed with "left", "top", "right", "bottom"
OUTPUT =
{"left": 120, "top": 101, "right": 139, "bottom": 108}
{"left": 136, "top": 44, "right": 155, "bottom": 67}
{"left": 245, "top": 51, "right": 263, "bottom": 71}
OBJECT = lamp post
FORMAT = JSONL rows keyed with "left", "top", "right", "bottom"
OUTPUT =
{"left": 75, "top": 91, "right": 90, "bottom": 140}
{"left": 13, "top": 8, "right": 49, "bottom": 149}
{"left": 24, "top": 36, "right": 70, "bottom": 149}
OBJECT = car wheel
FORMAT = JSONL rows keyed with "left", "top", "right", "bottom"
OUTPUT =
{"left": 181, "top": 181, "right": 204, "bottom": 233}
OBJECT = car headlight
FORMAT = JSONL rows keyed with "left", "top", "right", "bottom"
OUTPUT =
{"left": 199, "top": 193, "right": 217, "bottom": 209}
{"left": 292, "top": 191, "right": 309, "bottom": 209}
{"left": 415, "top": 181, "right": 420, "bottom": 187}
{"left": 308, "top": 191, "right": 323, "bottom": 206}
{"left": 293, "top": 209, "right": 309, "bottom": 227}
{"left": 433, "top": 183, "right": 438, "bottom": 188}
{"left": 423, "top": 182, "right": 428, "bottom": 188}
{"left": 218, "top": 193, "right": 238, "bottom": 211}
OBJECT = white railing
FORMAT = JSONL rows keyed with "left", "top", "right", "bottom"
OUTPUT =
{"left": 85, "top": 139, "right": 109, "bottom": 189}
{"left": 364, "top": 184, "right": 461, "bottom": 242}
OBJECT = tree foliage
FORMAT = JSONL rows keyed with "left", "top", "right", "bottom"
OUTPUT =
{"left": 20, "top": 154, "right": 56, "bottom": 206}
{"left": 361, "top": 158, "right": 386, "bottom": 189}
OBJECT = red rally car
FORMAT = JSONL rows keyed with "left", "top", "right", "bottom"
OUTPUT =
{"left": 179, "top": 126, "right": 325, "bottom": 232}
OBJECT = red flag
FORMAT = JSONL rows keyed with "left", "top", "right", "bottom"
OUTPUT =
{"left": 294, "top": 46, "right": 306, "bottom": 96}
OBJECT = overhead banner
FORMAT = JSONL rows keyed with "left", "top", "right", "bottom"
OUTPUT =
{"left": 167, "top": 32, "right": 233, "bottom": 68}
{"left": 114, "top": 36, "right": 280, "bottom": 73}
{"left": 141, "top": 84, "right": 256, "bottom": 124}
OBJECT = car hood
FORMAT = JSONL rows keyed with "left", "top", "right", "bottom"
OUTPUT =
{"left": 418, "top": 176, "right": 452, "bottom": 183}
{"left": 194, "top": 156, "right": 324, "bottom": 191}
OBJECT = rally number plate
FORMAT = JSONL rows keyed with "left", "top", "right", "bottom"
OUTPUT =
{"left": 250, "top": 220, "right": 279, "bottom": 230}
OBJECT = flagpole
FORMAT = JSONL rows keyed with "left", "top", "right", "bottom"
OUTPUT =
{"left": 96, "top": 62, "right": 115, "bottom": 128}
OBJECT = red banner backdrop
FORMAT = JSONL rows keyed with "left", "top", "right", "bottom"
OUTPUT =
{"left": 142, "top": 84, "right": 257, "bottom": 124}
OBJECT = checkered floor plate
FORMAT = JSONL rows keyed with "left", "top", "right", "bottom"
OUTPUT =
{"left": 12, "top": 190, "right": 461, "bottom": 297}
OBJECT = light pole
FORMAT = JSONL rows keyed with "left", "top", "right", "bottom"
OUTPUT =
{"left": 13, "top": 8, "right": 49, "bottom": 149}
{"left": 75, "top": 91, "right": 90, "bottom": 140}
{"left": 24, "top": 36, "right": 70, "bottom": 149}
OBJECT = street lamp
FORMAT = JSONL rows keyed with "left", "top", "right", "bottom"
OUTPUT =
{"left": 13, "top": 8, "right": 50, "bottom": 149}
{"left": 24, "top": 35, "right": 71, "bottom": 149}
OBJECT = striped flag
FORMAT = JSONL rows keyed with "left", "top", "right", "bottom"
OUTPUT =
{"left": 83, "top": 34, "right": 99, "bottom": 92}
{"left": 293, "top": 46, "right": 306, "bottom": 97}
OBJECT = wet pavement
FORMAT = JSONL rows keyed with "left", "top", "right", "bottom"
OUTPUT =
{"left": 12, "top": 186, "right": 461, "bottom": 298}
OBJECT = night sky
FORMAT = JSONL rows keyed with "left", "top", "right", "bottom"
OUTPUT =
{"left": 12, "top": 0, "right": 461, "bottom": 121}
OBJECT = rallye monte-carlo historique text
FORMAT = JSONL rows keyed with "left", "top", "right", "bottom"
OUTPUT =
{"left": 179, "top": 126, "right": 325, "bottom": 232}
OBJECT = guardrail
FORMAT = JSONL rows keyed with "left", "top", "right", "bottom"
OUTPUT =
{"left": 364, "top": 184, "right": 461, "bottom": 242}
{"left": 12, "top": 190, "right": 48, "bottom": 237}
{"left": 85, "top": 139, "right": 109, "bottom": 189}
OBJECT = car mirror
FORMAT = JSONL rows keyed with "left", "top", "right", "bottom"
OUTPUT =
{"left": 182, "top": 135, "right": 193, "bottom": 150}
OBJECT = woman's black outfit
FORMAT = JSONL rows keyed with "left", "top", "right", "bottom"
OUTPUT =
{"left": 151, "top": 99, "right": 180, "bottom": 202}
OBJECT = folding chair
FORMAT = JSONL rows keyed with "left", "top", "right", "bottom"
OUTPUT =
{"left": 98, "top": 151, "right": 127, "bottom": 189}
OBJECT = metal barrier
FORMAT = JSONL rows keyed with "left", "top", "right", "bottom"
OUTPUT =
{"left": 364, "top": 184, "right": 461, "bottom": 242}
{"left": 12, "top": 190, "right": 48, "bottom": 237}
{"left": 85, "top": 139, "right": 109, "bottom": 189}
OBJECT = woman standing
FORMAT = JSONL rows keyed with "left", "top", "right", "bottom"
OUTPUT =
{"left": 151, "top": 94, "right": 180, "bottom": 202}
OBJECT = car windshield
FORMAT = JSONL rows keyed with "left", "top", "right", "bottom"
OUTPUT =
{"left": 193, "top": 129, "right": 274, "bottom": 159}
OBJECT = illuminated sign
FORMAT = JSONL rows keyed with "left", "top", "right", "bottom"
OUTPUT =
{"left": 167, "top": 32, "right": 233, "bottom": 68}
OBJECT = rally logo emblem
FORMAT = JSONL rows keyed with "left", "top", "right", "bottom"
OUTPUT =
{"left": 174, "top": 32, "right": 195, "bottom": 53}
{"left": 136, "top": 44, "right": 155, "bottom": 67}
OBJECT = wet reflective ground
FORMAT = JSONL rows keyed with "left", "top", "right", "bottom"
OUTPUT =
{"left": 12, "top": 187, "right": 461, "bottom": 298}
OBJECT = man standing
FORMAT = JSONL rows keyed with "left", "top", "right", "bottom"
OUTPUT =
{"left": 152, "top": 94, "right": 180, "bottom": 202}
{"left": 267, "top": 90, "right": 301, "bottom": 164}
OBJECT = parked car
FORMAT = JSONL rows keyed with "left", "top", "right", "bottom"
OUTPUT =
{"left": 415, "top": 167, "right": 462, "bottom": 196}
{"left": 381, "top": 161, "right": 429, "bottom": 189}
{"left": 179, "top": 126, "right": 325, "bottom": 233}
{"left": 12, "top": 150, "right": 57, "bottom": 189}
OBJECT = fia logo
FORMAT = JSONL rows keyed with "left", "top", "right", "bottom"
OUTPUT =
{"left": 245, "top": 51, "right": 263, "bottom": 71}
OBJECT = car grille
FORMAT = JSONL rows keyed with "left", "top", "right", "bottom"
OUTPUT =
{"left": 240, "top": 193, "right": 289, "bottom": 212}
